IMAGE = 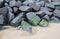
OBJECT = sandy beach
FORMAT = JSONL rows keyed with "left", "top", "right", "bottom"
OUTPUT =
{"left": 0, "top": 23, "right": 60, "bottom": 39}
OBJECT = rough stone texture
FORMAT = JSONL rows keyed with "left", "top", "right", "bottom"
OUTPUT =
{"left": 52, "top": 0, "right": 60, "bottom": 2}
{"left": 0, "top": 7, "right": 8, "bottom": 25}
{"left": 13, "top": 7, "right": 18, "bottom": 13}
{"left": 21, "top": 20, "right": 32, "bottom": 33}
{"left": 9, "top": 0, "right": 16, "bottom": 7}
{"left": 29, "top": 2, "right": 40, "bottom": 11}
{"left": 16, "top": 1, "right": 22, "bottom": 7}
{"left": 26, "top": 12, "right": 41, "bottom": 25}
{"left": 8, "top": 12, "right": 15, "bottom": 22}
{"left": 43, "top": 15, "right": 50, "bottom": 21}
{"left": 53, "top": 9, "right": 60, "bottom": 18}
{"left": 36, "top": 11, "right": 45, "bottom": 18}
{"left": 10, "top": 13, "right": 24, "bottom": 26}
{"left": 19, "top": 6, "right": 31, "bottom": 11}
{"left": 0, "top": 15, "right": 4, "bottom": 25}
{"left": 39, "top": 19, "right": 48, "bottom": 27}
{"left": 51, "top": 2, "right": 60, "bottom": 6}
{"left": 50, "top": 16, "right": 60, "bottom": 23}
{"left": 0, "top": 0, "right": 4, "bottom": 7}
{"left": 41, "top": 7, "right": 52, "bottom": 16}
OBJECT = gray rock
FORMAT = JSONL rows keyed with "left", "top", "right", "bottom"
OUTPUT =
{"left": 38, "top": 0, "right": 49, "bottom": 2}
{"left": 51, "top": 2, "right": 60, "bottom": 6}
{"left": 43, "top": 15, "right": 50, "bottom": 21}
{"left": 7, "top": 6, "right": 12, "bottom": 12}
{"left": 13, "top": 7, "right": 18, "bottom": 13}
{"left": 0, "top": 0, "right": 4, "bottom": 7}
{"left": 0, "top": 15, "right": 4, "bottom": 25}
{"left": 45, "top": 3, "right": 55, "bottom": 8}
{"left": 18, "top": 0, "right": 26, "bottom": 2}
{"left": 52, "top": 0, "right": 60, "bottom": 2}
{"left": 50, "top": 16, "right": 60, "bottom": 23}
{"left": 0, "top": 7, "right": 8, "bottom": 25}
{"left": 5, "top": 0, "right": 12, "bottom": 2}
{"left": 19, "top": 6, "right": 31, "bottom": 11}
{"left": 23, "top": 0, "right": 34, "bottom": 6}
{"left": 45, "top": 7, "right": 54, "bottom": 12}
{"left": 8, "top": 12, "right": 15, "bottom": 22}
{"left": 36, "top": 11, "right": 45, "bottom": 18}
{"left": 4, "top": 3, "right": 9, "bottom": 7}
{"left": 55, "top": 6, "right": 60, "bottom": 10}
{"left": 16, "top": 1, "right": 22, "bottom": 7}
{"left": 9, "top": 0, "right": 16, "bottom": 7}
{"left": 35, "top": 1, "right": 45, "bottom": 7}
{"left": 41, "top": 7, "right": 52, "bottom": 16}
{"left": 10, "top": 12, "right": 24, "bottom": 26}
{"left": 21, "top": 20, "right": 32, "bottom": 33}
{"left": 26, "top": 12, "right": 41, "bottom": 25}
{"left": 0, "top": 7, "right": 8, "bottom": 15}
{"left": 48, "top": 0, "right": 52, "bottom": 2}
{"left": 17, "top": 26, "right": 22, "bottom": 30}
{"left": 23, "top": 0, "right": 29, "bottom": 6}
{"left": 53, "top": 9, "right": 60, "bottom": 18}
{"left": 39, "top": 19, "right": 48, "bottom": 27}
{"left": 29, "top": 2, "right": 40, "bottom": 11}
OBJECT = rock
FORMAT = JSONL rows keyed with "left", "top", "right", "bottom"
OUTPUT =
{"left": 45, "top": 7, "right": 54, "bottom": 12}
{"left": 53, "top": 9, "right": 60, "bottom": 18}
{"left": 23, "top": 0, "right": 34, "bottom": 6}
{"left": 43, "top": 15, "right": 50, "bottom": 21}
{"left": 0, "top": 7, "right": 8, "bottom": 15}
{"left": 0, "top": 15, "right": 4, "bottom": 25}
{"left": 23, "top": 0, "right": 30, "bottom": 6}
{"left": 41, "top": 7, "right": 52, "bottom": 16}
{"left": 9, "top": 0, "right": 16, "bottom": 7}
{"left": 48, "top": 0, "right": 52, "bottom": 2}
{"left": 50, "top": 16, "right": 60, "bottom": 23}
{"left": 13, "top": 7, "right": 18, "bottom": 13}
{"left": 26, "top": 12, "right": 41, "bottom": 25}
{"left": 51, "top": 2, "right": 60, "bottom": 6}
{"left": 10, "top": 12, "right": 24, "bottom": 27}
{"left": 38, "top": 0, "right": 49, "bottom": 3}
{"left": 39, "top": 19, "right": 48, "bottom": 27}
{"left": 44, "top": 0, "right": 50, "bottom": 2}
{"left": 20, "top": 20, "right": 32, "bottom": 33}
{"left": 16, "top": 1, "right": 22, "bottom": 7}
{"left": 36, "top": 11, "right": 45, "bottom": 18}
{"left": 4, "top": 3, "right": 9, "bottom": 7}
{"left": 8, "top": 12, "right": 15, "bottom": 22}
{"left": 18, "top": 0, "right": 26, "bottom": 2}
{"left": 29, "top": 2, "right": 40, "bottom": 11}
{"left": 45, "top": 3, "right": 55, "bottom": 8}
{"left": 51, "top": 0, "right": 60, "bottom": 2}
{"left": 0, "top": 0, "right": 4, "bottom": 7}
{"left": 35, "top": 1, "right": 45, "bottom": 7}
{"left": 5, "top": 0, "right": 12, "bottom": 2}
{"left": 17, "top": 26, "right": 22, "bottom": 30}
{"left": 19, "top": 6, "right": 31, "bottom": 12}
{"left": 55, "top": 6, "right": 60, "bottom": 10}
{"left": 7, "top": 6, "right": 13, "bottom": 12}
{"left": 0, "top": 7, "right": 8, "bottom": 25}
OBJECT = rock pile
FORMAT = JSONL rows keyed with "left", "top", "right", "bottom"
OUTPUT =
{"left": 0, "top": 0, "right": 60, "bottom": 33}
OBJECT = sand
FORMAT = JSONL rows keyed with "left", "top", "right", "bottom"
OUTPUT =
{"left": 0, "top": 23, "right": 60, "bottom": 39}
